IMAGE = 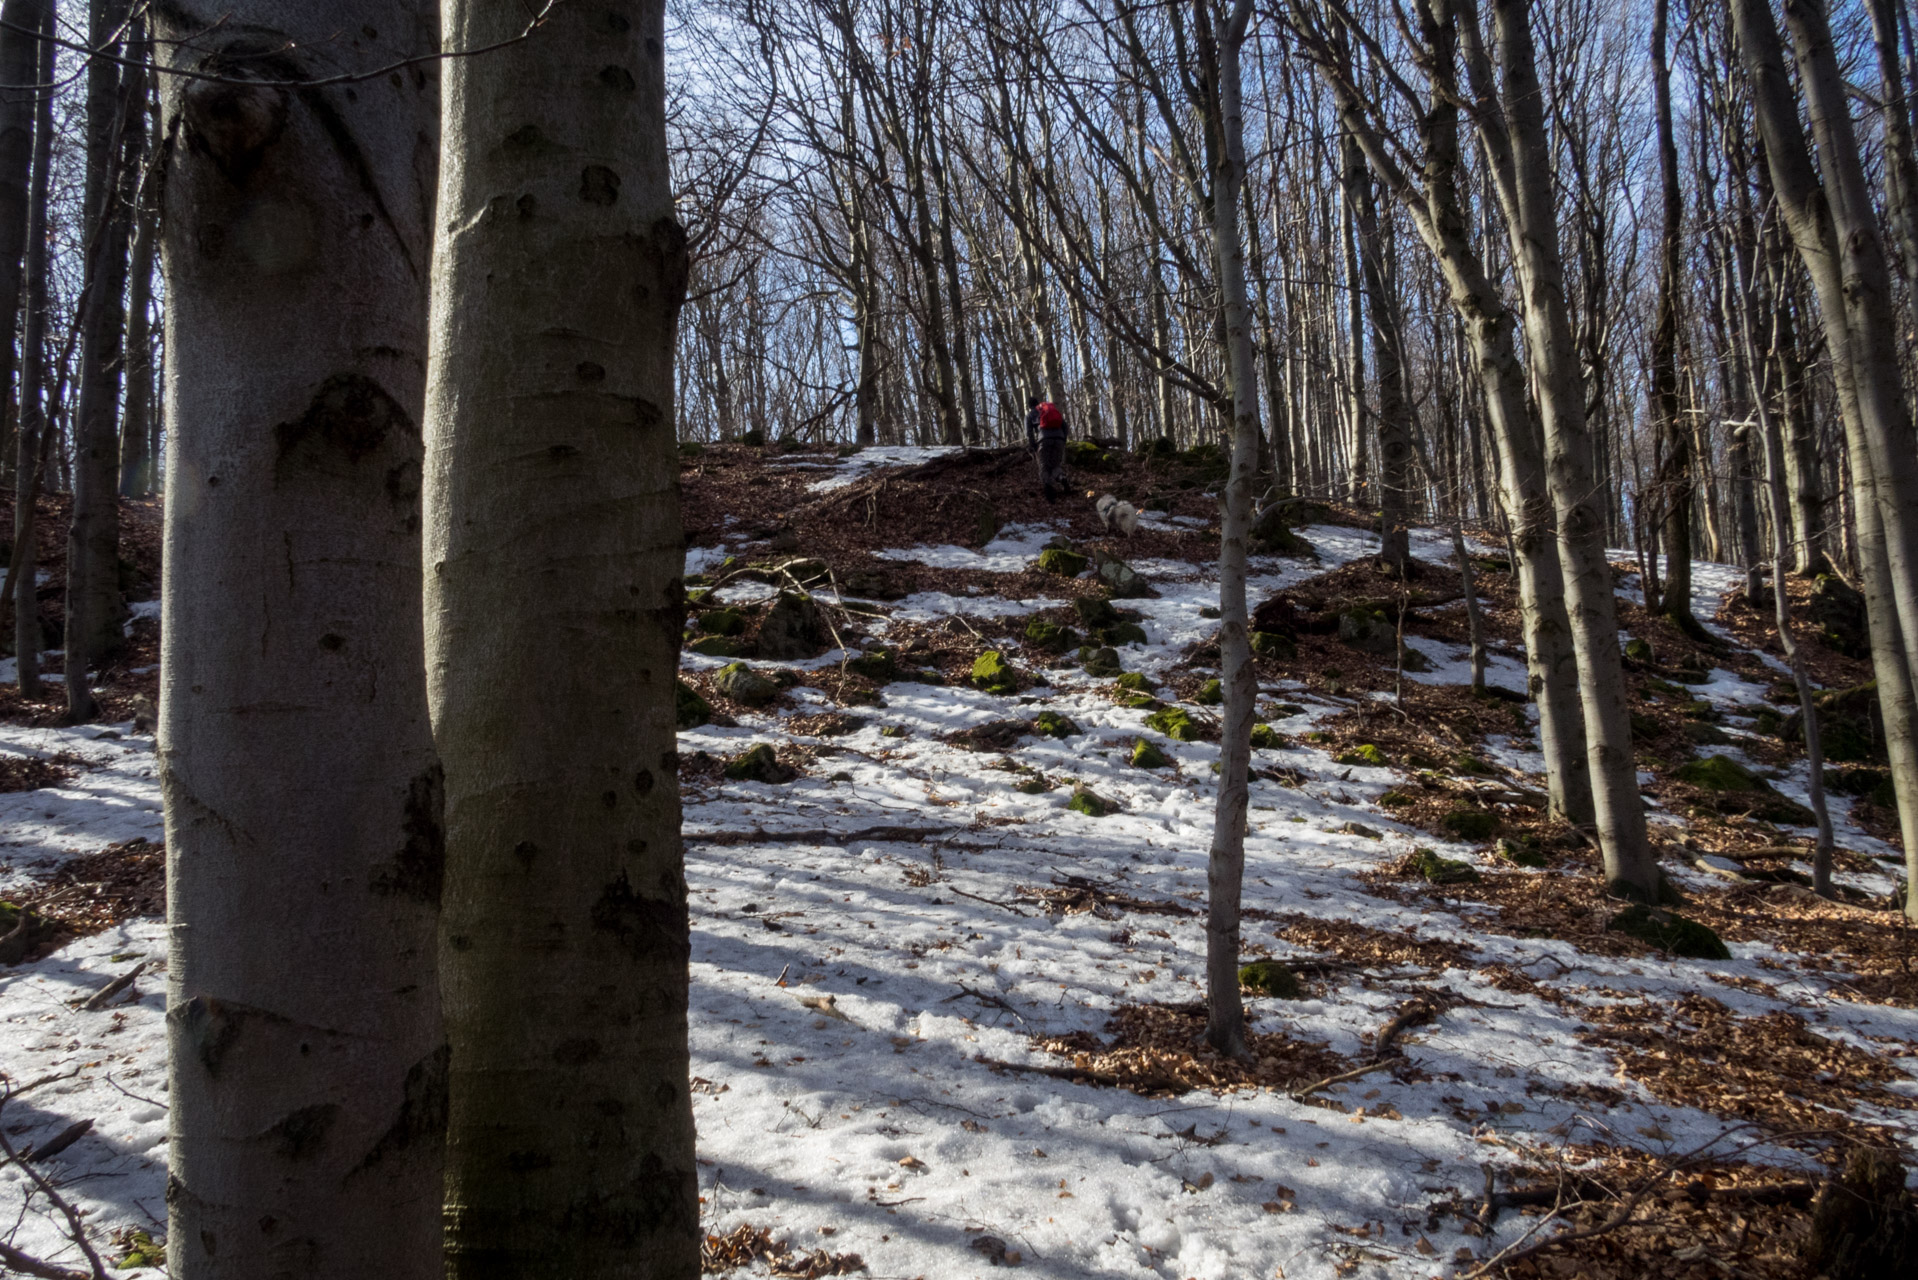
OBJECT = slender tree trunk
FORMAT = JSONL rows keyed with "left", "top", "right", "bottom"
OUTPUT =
{"left": 1343, "top": 132, "right": 1411, "bottom": 575}
{"left": 0, "top": 0, "right": 39, "bottom": 446}
{"left": 1200, "top": 0, "right": 1258, "bottom": 1062}
{"left": 428, "top": 2, "right": 700, "bottom": 1272}
{"left": 65, "top": 0, "right": 136, "bottom": 720}
{"left": 119, "top": 84, "right": 157, "bottom": 498}
{"left": 1650, "top": 0, "right": 1696, "bottom": 630}
{"left": 156, "top": 4, "right": 446, "bottom": 1277}
{"left": 1491, "top": 0, "right": 1657, "bottom": 898}
{"left": 8, "top": 0, "right": 48, "bottom": 696}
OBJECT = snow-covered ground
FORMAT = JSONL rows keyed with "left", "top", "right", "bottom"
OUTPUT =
{"left": 3, "top": 514, "right": 1914, "bottom": 1278}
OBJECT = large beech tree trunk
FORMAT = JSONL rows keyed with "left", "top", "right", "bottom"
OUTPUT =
{"left": 426, "top": 2, "right": 700, "bottom": 1274}
{"left": 156, "top": 5, "right": 446, "bottom": 1277}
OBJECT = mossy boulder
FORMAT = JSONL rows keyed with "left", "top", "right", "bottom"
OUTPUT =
{"left": 1130, "top": 738, "right": 1169, "bottom": 769}
{"left": 1091, "top": 549, "right": 1151, "bottom": 598}
{"left": 1784, "top": 681, "right": 1884, "bottom": 763}
{"left": 1074, "top": 597, "right": 1121, "bottom": 629}
{"left": 847, "top": 647, "right": 898, "bottom": 681}
{"left": 1623, "top": 637, "right": 1655, "bottom": 664}
{"left": 1014, "top": 776, "right": 1053, "bottom": 794}
{"left": 1674, "top": 754, "right": 1763, "bottom": 791}
{"left": 724, "top": 743, "right": 795, "bottom": 784}
{"left": 1144, "top": 706, "right": 1200, "bottom": 741}
{"left": 688, "top": 635, "right": 748, "bottom": 658}
{"left": 1378, "top": 789, "right": 1414, "bottom": 808}
{"left": 843, "top": 567, "right": 905, "bottom": 600}
{"left": 1067, "top": 784, "right": 1116, "bottom": 817}
{"left": 1808, "top": 573, "right": 1870, "bottom": 657}
{"left": 1496, "top": 836, "right": 1550, "bottom": 868}
{"left": 678, "top": 440, "right": 705, "bottom": 458}
{"left": 1079, "top": 645, "right": 1123, "bottom": 678}
{"left": 1032, "top": 710, "right": 1080, "bottom": 739}
{"left": 1024, "top": 617, "right": 1081, "bottom": 653}
{"left": 1453, "top": 753, "right": 1495, "bottom": 776}
{"left": 971, "top": 650, "right": 1020, "bottom": 695}
{"left": 1120, "top": 692, "right": 1160, "bottom": 710}
{"left": 1630, "top": 711, "right": 1664, "bottom": 741}
{"left": 1066, "top": 439, "right": 1120, "bottom": 471}
{"left": 1193, "top": 678, "right": 1224, "bottom": 706}
{"left": 1094, "top": 621, "right": 1149, "bottom": 646}
{"left": 714, "top": 662, "right": 779, "bottom": 706}
{"left": 1114, "top": 671, "right": 1155, "bottom": 692}
{"left": 1337, "top": 607, "right": 1397, "bottom": 656}
{"left": 1826, "top": 766, "right": 1897, "bottom": 808}
{"left": 1249, "top": 724, "right": 1283, "bottom": 751}
{"left": 1238, "top": 960, "right": 1302, "bottom": 999}
{"left": 675, "top": 680, "right": 714, "bottom": 729}
{"left": 756, "top": 591, "right": 825, "bottom": 659}
{"left": 1439, "top": 806, "right": 1499, "bottom": 841}
{"left": 1249, "top": 505, "right": 1316, "bottom": 556}
{"left": 1681, "top": 722, "right": 1733, "bottom": 746}
{"left": 1409, "top": 848, "right": 1480, "bottom": 884}
{"left": 1334, "top": 743, "right": 1387, "bottom": 767}
{"left": 1035, "top": 547, "right": 1089, "bottom": 578}
{"left": 1250, "top": 630, "right": 1297, "bottom": 660}
{"left": 697, "top": 607, "right": 747, "bottom": 636}
{"left": 1606, "top": 904, "right": 1730, "bottom": 960}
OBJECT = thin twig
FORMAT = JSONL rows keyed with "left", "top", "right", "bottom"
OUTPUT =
{"left": 1289, "top": 1056, "right": 1404, "bottom": 1101}
{"left": 0, "top": 1087, "right": 109, "bottom": 1280}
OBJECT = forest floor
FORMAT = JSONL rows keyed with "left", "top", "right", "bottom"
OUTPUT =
{"left": 0, "top": 441, "right": 1912, "bottom": 1279}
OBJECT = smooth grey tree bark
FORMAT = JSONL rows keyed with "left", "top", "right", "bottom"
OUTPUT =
{"left": 1649, "top": 0, "right": 1697, "bottom": 633}
{"left": 64, "top": 0, "right": 135, "bottom": 720}
{"left": 0, "top": 0, "right": 40, "bottom": 443}
{"left": 1197, "top": 0, "right": 1258, "bottom": 1061}
{"left": 156, "top": 4, "right": 446, "bottom": 1276}
{"left": 10, "top": 0, "right": 50, "bottom": 698}
{"left": 426, "top": 2, "right": 700, "bottom": 1274}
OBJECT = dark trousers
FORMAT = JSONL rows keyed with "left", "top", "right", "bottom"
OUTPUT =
{"left": 1036, "top": 436, "right": 1066, "bottom": 496}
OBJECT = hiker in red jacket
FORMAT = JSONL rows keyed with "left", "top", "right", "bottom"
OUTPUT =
{"left": 1025, "top": 396, "right": 1069, "bottom": 501}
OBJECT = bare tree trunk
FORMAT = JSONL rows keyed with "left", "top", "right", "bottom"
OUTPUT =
{"left": 119, "top": 79, "right": 157, "bottom": 498}
{"left": 11, "top": 0, "right": 50, "bottom": 697}
{"left": 1342, "top": 132, "right": 1411, "bottom": 575}
{"left": 0, "top": 0, "right": 39, "bottom": 449}
{"left": 428, "top": 2, "right": 700, "bottom": 1273}
{"left": 1650, "top": 0, "right": 1697, "bottom": 631}
{"left": 1199, "top": 0, "right": 1258, "bottom": 1062}
{"left": 156, "top": 4, "right": 446, "bottom": 1277}
{"left": 64, "top": 0, "right": 136, "bottom": 721}
{"left": 1488, "top": 0, "right": 1657, "bottom": 898}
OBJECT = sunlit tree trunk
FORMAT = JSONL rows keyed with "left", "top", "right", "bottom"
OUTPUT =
{"left": 156, "top": 4, "right": 446, "bottom": 1276}
{"left": 427, "top": 2, "right": 700, "bottom": 1272}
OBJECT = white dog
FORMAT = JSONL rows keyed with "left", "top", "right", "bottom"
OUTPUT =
{"left": 1095, "top": 493, "right": 1139, "bottom": 537}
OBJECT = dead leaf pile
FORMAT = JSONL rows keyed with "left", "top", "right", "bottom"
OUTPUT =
{"left": 1011, "top": 1001, "right": 1350, "bottom": 1097}
{"left": 701, "top": 1223, "right": 865, "bottom": 1277}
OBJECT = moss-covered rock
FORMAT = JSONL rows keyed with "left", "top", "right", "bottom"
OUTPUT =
{"left": 1496, "top": 836, "right": 1550, "bottom": 868}
{"left": 971, "top": 650, "right": 1020, "bottom": 695}
{"left": 1130, "top": 738, "right": 1169, "bottom": 769}
{"left": 1410, "top": 848, "right": 1480, "bottom": 884}
{"left": 1193, "top": 678, "right": 1224, "bottom": 706}
{"left": 1681, "top": 722, "right": 1733, "bottom": 746}
{"left": 1334, "top": 743, "right": 1387, "bottom": 767}
{"left": 1250, "top": 630, "right": 1297, "bottom": 660}
{"left": 714, "top": 662, "right": 779, "bottom": 706}
{"left": 1337, "top": 607, "right": 1397, "bottom": 655}
{"left": 1249, "top": 724, "right": 1283, "bottom": 751}
{"left": 1630, "top": 711, "right": 1663, "bottom": 741}
{"left": 847, "top": 647, "right": 897, "bottom": 681}
{"left": 1144, "top": 706, "right": 1200, "bottom": 741}
{"left": 1079, "top": 645, "right": 1123, "bottom": 678}
{"left": 880, "top": 725, "right": 909, "bottom": 738}
{"left": 1035, "top": 547, "right": 1089, "bottom": 577}
{"left": 1074, "top": 597, "right": 1121, "bottom": 629}
{"left": 1623, "top": 637, "right": 1655, "bottom": 664}
{"left": 1091, "top": 549, "right": 1151, "bottom": 598}
{"left": 1094, "top": 621, "right": 1150, "bottom": 646}
{"left": 675, "top": 680, "right": 714, "bottom": 729}
{"left": 1379, "top": 789, "right": 1414, "bottom": 808}
{"left": 688, "top": 635, "right": 749, "bottom": 658}
{"left": 1826, "top": 766, "right": 1897, "bottom": 808}
{"left": 1067, "top": 784, "right": 1116, "bottom": 817}
{"left": 724, "top": 743, "right": 795, "bottom": 784}
{"left": 1032, "top": 710, "right": 1080, "bottom": 739}
{"left": 1674, "top": 754, "right": 1762, "bottom": 790}
{"left": 1024, "top": 618, "right": 1081, "bottom": 653}
{"left": 1784, "top": 680, "right": 1884, "bottom": 763}
{"left": 1238, "top": 960, "right": 1302, "bottom": 999}
{"left": 1066, "top": 439, "right": 1120, "bottom": 471}
{"left": 1453, "top": 753, "right": 1495, "bottom": 776}
{"left": 1120, "top": 693, "right": 1160, "bottom": 710}
{"left": 1114, "top": 671, "right": 1155, "bottom": 692}
{"left": 1808, "top": 573, "right": 1870, "bottom": 658}
{"left": 1439, "top": 806, "right": 1499, "bottom": 841}
{"left": 1014, "top": 776, "right": 1053, "bottom": 794}
{"left": 698, "top": 607, "right": 747, "bottom": 636}
{"left": 1606, "top": 904, "right": 1730, "bottom": 960}
{"left": 756, "top": 591, "right": 824, "bottom": 659}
